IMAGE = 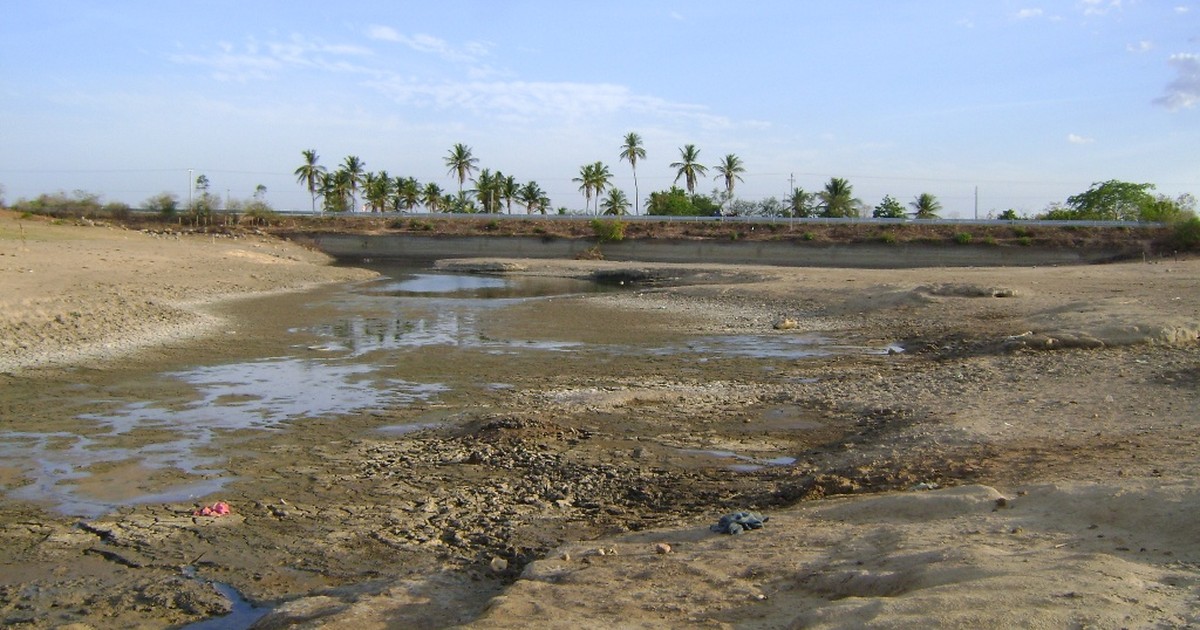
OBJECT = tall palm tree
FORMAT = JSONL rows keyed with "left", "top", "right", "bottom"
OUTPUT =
{"left": 395, "top": 176, "right": 421, "bottom": 212}
{"left": 421, "top": 182, "right": 444, "bottom": 212}
{"left": 619, "top": 132, "right": 646, "bottom": 215}
{"left": 339, "top": 155, "right": 366, "bottom": 212}
{"left": 589, "top": 162, "right": 613, "bottom": 213}
{"left": 444, "top": 143, "right": 478, "bottom": 195}
{"left": 671, "top": 144, "right": 708, "bottom": 194}
{"left": 574, "top": 163, "right": 598, "bottom": 213}
{"left": 363, "top": 170, "right": 392, "bottom": 212}
{"left": 713, "top": 153, "right": 746, "bottom": 207}
{"left": 600, "top": 188, "right": 630, "bottom": 216}
{"left": 910, "top": 192, "right": 942, "bottom": 219}
{"left": 294, "top": 149, "right": 326, "bottom": 213}
{"left": 500, "top": 174, "right": 519, "bottom": 215}
{"left": 818, "top": 177, "right": 860, "bottom": 218}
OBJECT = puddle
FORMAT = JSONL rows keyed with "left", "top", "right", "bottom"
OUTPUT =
{"left": 179, "top": 566, "right": 271, "bottom": 630}
{"left": 362, "top": 271, "right": 605, "bottom": 299}
{"left": 678, "top": 448, "right": 797, "bottom": 472}
{"left": 2, "top": 357, "right": 445, "bottom": 517}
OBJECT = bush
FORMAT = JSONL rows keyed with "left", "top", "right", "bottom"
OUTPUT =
{"left": 954, "top": 232, "right": 972, "bottom": 245}
{"left": 801, "top": 231, "right": 815, "bottom": 241}
{"left": 879, "top": 231, "right": 897, "bottom": 244}
{"left": 1017, "top": 236, "right": 1032, "bottom": 247}
{"left": 590, "top": 218, "right": 626, "bottom": 242}
{"left": 1171, "top": 217, "right": 1200, "bottom": 250}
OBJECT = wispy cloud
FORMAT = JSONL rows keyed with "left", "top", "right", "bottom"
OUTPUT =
{"left": 1126, "top": 40, "right": 1153, "bottom": 53}
{"left": 170, "top": 34, "right": 372, "bottom": 82}
{"left": 366, "top": 26, "right": 490, "bottom": 63}
{"left": 1154, "top": 53, "right": 1200, "bottom": 111}
{"left": 1016, "top": 8, "right": 1044, "bottom": 19}
{"left": 1067, "top": 133, "right": 1095, "bottom": 144}
{"left": 1079, "top": 0, "right": 1123, "bottom": 16}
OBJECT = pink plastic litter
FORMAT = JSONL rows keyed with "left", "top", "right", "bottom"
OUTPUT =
{"left": 193, "top": 501, "right": 232, "bottom": 517}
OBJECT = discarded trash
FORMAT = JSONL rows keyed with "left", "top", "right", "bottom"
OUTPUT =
{"left": 193, "top": 501, "right": 231, "bottom": 517}
{"left": 710, "top": 511, "right": 768, "bottom": 535}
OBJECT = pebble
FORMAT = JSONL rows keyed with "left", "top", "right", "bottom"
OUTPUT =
{"left": 655, "top": 542, "right": 672, "bottom": 555}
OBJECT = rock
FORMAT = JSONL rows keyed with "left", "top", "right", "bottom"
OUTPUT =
{"left": 655, "top": 542, "right": 672, "bottom": 555}
{"left": 489, "top": 557, "right": 508, "bottom": 572}
{"left": 773, "top": 318, "right": 798, "bottom": 330}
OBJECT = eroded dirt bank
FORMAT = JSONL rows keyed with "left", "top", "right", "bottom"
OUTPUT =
{"left": 1, "top": 213, "right": 1198, "bottom": 628}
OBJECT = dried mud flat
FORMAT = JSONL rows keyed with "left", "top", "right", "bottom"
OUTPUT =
{"left": 1, "top": 212, "right": 1199, "bottom": 628}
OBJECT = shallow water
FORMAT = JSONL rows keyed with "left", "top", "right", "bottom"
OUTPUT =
{"left": 1, "top": 267, "right": 880, "bottom": 517}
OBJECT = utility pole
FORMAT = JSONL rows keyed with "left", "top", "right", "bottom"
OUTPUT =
{"left": 788, "top": 173, "right": 795, "bottom": 196}
{"left": 974, "top": 186, "right": 979, "bottom": 220}
{"left": 188, "top": 169, "right": 194, "bottom": 207}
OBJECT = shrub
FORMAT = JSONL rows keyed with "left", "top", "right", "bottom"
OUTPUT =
{"left": 1017, "top": 236, "right": 1032, "bottom": 247}
{"left": 982, "top": 236, "right": 998, "bottom": 246}
{"left": 1012, "top": 226, "right": 1032, "bottom": 238}
{"left": 954, "top": 232, "right": 972, "bottom": 245}
{"left": 879, "top": 231, "right": 897, "bottom": 244}
{"left": 801, "top": 231, "right": 816, "bottom": 241}
{"left": 1172, "top": 216, "right": 1200, "bottom": 250}
{"left": 590, "top": 218, "right": 626, "bottom": 242}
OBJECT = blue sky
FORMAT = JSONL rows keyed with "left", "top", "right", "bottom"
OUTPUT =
{"left": 1, "top": 1, "right": 1197, "bottom": 216}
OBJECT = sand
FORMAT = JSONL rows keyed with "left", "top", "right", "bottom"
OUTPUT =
{"left": 1, "top": 211, "right": 1198, "bottom": 628}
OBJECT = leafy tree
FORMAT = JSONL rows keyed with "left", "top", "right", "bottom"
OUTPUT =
{"left": 339, "top": 155, "right": 366, "bottom": 212}
{"left": 393, "top": 176, "right": 420, "bottom": 212}
{"left": 997, "top": 209, "right": 1022, "bottom": 220}
{"left": 1065, "top": 180, "right": 1155, "bottom": 221}
{"left": 444, "top": 143, "right": 478, "bottom": 195}
{"left": 500, "top": 174, "right": 519, "bottom": 214}
{"left": 600, "top": 188, "right": 630, "bottom": 216}
{"left": 645, "top": 186, "right": 720, "bottom": 216}
{"left": 362, "top": 171, "right": 391, "bottom": 212}
{"left": 253, "top": 184, "right": 267, "bottom": 201}
{"left": 787, "top": 188, "right": 818, "bottom": 218}
{"left": 671, "top": 144, "right": 708, "bottom": 194}
{"left": 910, "top": 192, "right": 942, "bottom": 219}
{"left": 818, "top": 177, "right": 860, "bottom": 218}
{"left": 1140, "top": 193, "right": 1196, "bottom": 224}
{"left": 713, "top": 154, "right": 745, "bottom": 201}
{"left": 294, "top": 150, "right": 327, "bottom": 213}
{"left": 619, "top": 132, "right": 646, "bottom": 215}
{"left": 144, "top": 192, "right": 179, "bottom": 217}
{"left": 421, "top": 182, "right": 444, "bottom": 212}
{"left": 873, "top": 194, "right": 906, "bottom": 218}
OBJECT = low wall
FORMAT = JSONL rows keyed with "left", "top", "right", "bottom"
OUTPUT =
{"left": 285, "top": 233, "right": 1134, "bottom": 268}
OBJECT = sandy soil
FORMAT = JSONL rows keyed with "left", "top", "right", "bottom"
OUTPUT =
{"left": 1, "top": 212, "right": 1198, "bottom": 629}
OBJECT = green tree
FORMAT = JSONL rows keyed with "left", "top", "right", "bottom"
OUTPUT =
{"left": 671, "top": 144, "right": 708, "bottom": 194}
{"left": 472, "top": 168, "right": 501, "bottom": 213}
{"left": 144, "top": 192, "right": 179, "bottom": 217}
{"left": 499, "top": 174, "right": 519, "bottom": 214}
{"left": 997, "top": 209, "right": 1022, "bottom": 221}
{"left": 518, "top": 181, "right": 549, "bottom": 214}
{"left": 362, "top": 171, "right": 391, "bottom": 212}
{"left": 713, "top": 154, "right": 745, "bottom": 201}
{"left": 574, "top": 162, "right": 612, "bottom": 214}
{"left": 873, "top": 194, "right": 906, "bottom": 218}
{"left": 422, "top": 182, "right": 444, "bottom": 212}
{"left": 444, "top": 143, "right": 478, "bottom": 195}
{"left": 787, "top": 188, "right": 817, "bottom": 218}
{"left": 619, "top": 132, "right": 646, "bottom": 215}
{"left": 294, "top": 150, "right": 327, "bottom": 213}
{"left": 339, "top": 155, "right": 366, "bottom": 212}
{"left": 1065, "top": 180, "right": 1155, "bottom": 221}
{"left": 600, "top": 188, "right": 630, "bottom": 216}
{"left": 393, "top": 176, "right": 420, "bottom": 212}
{"left": 1140, "top": 193, "right": 1196, "bottom": 224}
{"left": 910, "top": 192, "right": 942, "bottom": 219}
{"left": 818, "top": 177, "right": 860, "bottom": 218}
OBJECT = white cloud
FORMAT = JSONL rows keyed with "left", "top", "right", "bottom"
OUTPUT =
{"left": 1016, "top": 8, "right": 1044, "bottom": 19}
{"left": 1079, "top": 0, "right": 1123, "bottom": 16}
{"left": 1126, "top": 40, "right": 1152, "bottom": 53}
{"left": 367, "top": 26, "right": 490, "bottom": 63}
{"left": 171, "top": 35, "right": 374, "bottom": 82}
{"left": 1176, "top": 6, "right": 1191, "bottom": 13}
{"left": 1154, "top": 53, "right": 1200, "bottom": 111}
{"left": 1067, "top": 133, "right": 1095, "bottom": 144}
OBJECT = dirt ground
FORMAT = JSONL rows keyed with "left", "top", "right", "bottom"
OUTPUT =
{"left": 1, "top": 211, "right": 1198, "bottom": 628}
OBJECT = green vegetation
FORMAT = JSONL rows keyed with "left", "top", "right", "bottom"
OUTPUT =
{"left": 873, "top": 195, "right": 906, "bottom": 219}
{"left": 879, "top": 231, "right": 897, "bottom": 244}
{"left": 1172, "top": 216, "right": 1200, "bottom": 250}
{"left": 618, "top": 132, "right": 646, "bottom": 215}
{"left": 11, "top": 190, "right": 130, "bottom": 220}
{"left": 910, "top": 193, "right": 942, "bottom": 219}
{"left": 590, "top": 218, "right": 626, "bottom": 242}
{"left": 818, "top": 177, "right": 860, "bottom": 218}
{"left": 670, "top": 144, "right": 708, "bottom": 195}
{"left": 645, "top": 187, "right": 721, "bottom": 216}
{"left": 954, "top": 232, "right": 972, "bottom": 245}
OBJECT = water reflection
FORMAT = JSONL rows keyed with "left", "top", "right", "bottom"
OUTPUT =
{"left": 2, "top": 358, "right": 445, "bottom": 516}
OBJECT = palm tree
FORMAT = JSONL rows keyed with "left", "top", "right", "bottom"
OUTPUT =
{"left": 600, "top": 188, "right": 630, "bottom": 216}
{"left": 421, "top": 182, "right": 444, "bottom": 212}
{"left": 500, "top": 174, "right": 519, "bottom": 214}
{"left": 713, "top": 153, "right": 746, "bottom": 208}
{"left": 319, "top": 170, "right": 352, "bottom": 212}
{"left": 294, "top": 149, "right": 326, "bottom": 213}
{"left": 395, "top": 176, "right": 421, "bottom": 212}
{"left": 619, "top": 132, "right": 646, "bottom": 215}
{"left": 363, "top": 170, "right": 392, "bottom": 212}
{"left": 589, "top": 162, "right": 613, "bottom": 212}
{"left": 444, "top": 143, "right": 478, "bottom": 195}
{"left": 339, "top": 155, "right": 366, "bottom": 212}
{"left": 518, "top": 181, "right": 547, "bottom": 214}
{"left": 818, "top": 177, "right": 860, "bottom": 218}
{"left": 910, "top": 192, "right": 942, "bottom": 219}
{"left": 671, "top": 144, "right": 708, "bottom": 194}
{"left": 573, "top": 163, "right": 598, "bottom": 213}
{"left": 472, "top": 168, "right": 500, "bottom": 213}
{"left": 787, "top": 187, "right": 817, "bottom": 218}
